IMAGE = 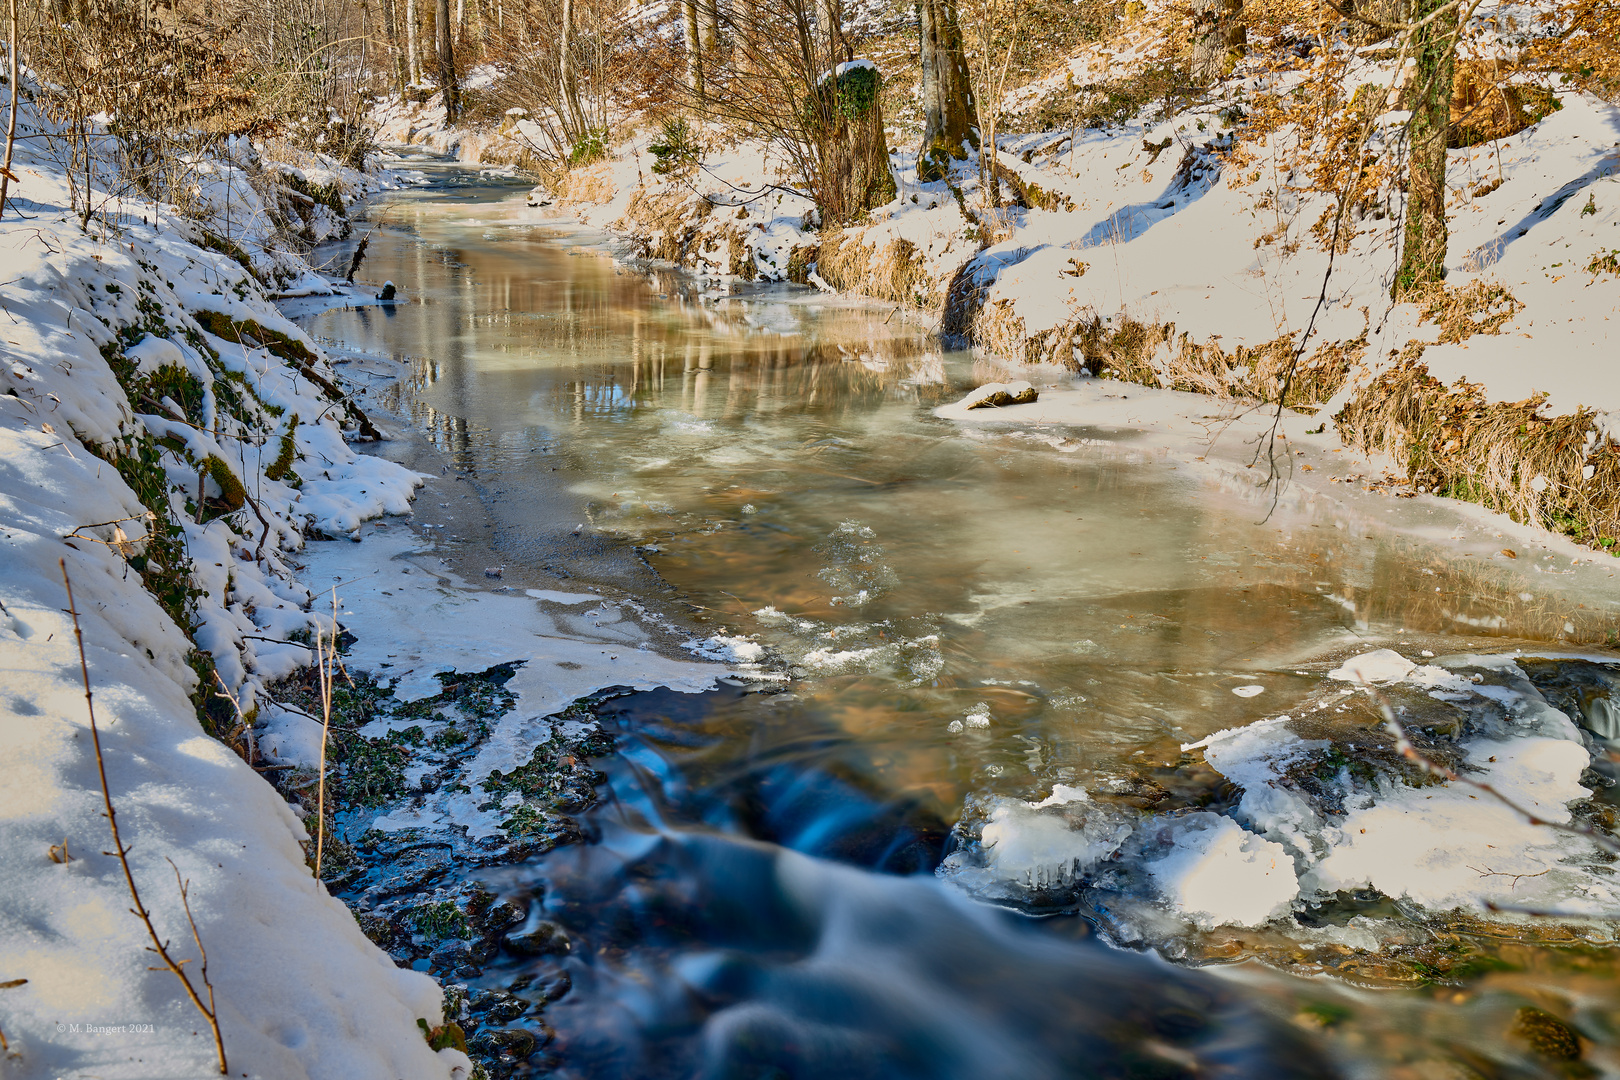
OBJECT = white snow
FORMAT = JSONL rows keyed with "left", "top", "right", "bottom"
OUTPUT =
{"left": 1146, "top": 814, "right": 1300, "bottom": 930}
{"left": 1328, "top": 648, "right": 1417, "bottom": 684}
{"left": 1309, "top": 737, "right": 1600, "bottom": 912}
{"left": 0, "top": 85, "right": 468, "bottom": 1078}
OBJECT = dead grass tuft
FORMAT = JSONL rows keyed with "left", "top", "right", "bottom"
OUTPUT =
{"left": 817, "top": 230, "right": 942, "bottom": 308}
{"left": 616, "top": 189, "right": 713, "bottom": 262}
{"left": 970, "top": 300, "right": 1084, "bottom": 365}
{"left": 555, "top": 162, "right": 618, "bottom": 205}
{"left": 1074, "top": 314, "right": 1169, "bottom": 384}
{"left": 1067, "top": 314, "right": 1358, "bottom": 406}
{"left": 1588, "top": 250, "right": 1620, "bottom": 277}
{"left": 1337, "top": 360, "right": 1620, "bottom": 549}
{"left": 1415, "top": 279, "right": 1525, "bottom": 343}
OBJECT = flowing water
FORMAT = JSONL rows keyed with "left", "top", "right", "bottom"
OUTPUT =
{"left": 302, "top": 167, "right": 1620, "bottom": 1079}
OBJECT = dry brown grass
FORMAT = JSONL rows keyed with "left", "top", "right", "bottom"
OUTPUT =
{"left": 966, "top": 303, "right": 1357, "bottom": 407}
{"left": 1337, "top": 360, "right": 1620, "bottom": 548}
{"left": 1414, "top": 279, "right": 1525, "bottom": 343}
{"left": 615, "top": 188, "right": 713, "bottom": 262}
{"left": 816, "top": 230, "right": 944, "bottom": 308}
{"left": 555, "top": 161, "right": 618, "bottom": 205}
{"left": 970, "top": 299, "right": 1085, "bottom": 365}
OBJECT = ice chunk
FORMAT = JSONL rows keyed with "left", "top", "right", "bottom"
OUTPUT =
{"left": 1328, "top": 648, "right": 1415, "bottom": 684}
{"left": 1147, "top": 814, "right": 1299, "bottom": 928}
{"left": 980, "top": 789, "right": 1130, "bottom": 891}
{"left": 1197, "top": 717, "right": 1326, "bottom": 859}
{"left": 1309, "top": 737, "right": 1597, "bottom": 911}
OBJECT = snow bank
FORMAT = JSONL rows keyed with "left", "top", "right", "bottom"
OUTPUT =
{"left": 0, "top": 96, "right": 463, "bottom": 1077}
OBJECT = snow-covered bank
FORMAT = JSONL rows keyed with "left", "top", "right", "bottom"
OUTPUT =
{"left": 0, "top": 100, "right": 472, "bottom": 1077}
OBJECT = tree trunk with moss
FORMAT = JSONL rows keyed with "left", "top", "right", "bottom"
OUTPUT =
{"left": 1394, "top": 0, "right": 1458, "bottom": 297}
{"left": 813, "top": 63, "right": 898, "bottom": 225}
{"left": 1190, "top": 0, "right": 1245, "bottom": 84}
{"left": 917, "top": 0, "right": 977, "bottom": 181}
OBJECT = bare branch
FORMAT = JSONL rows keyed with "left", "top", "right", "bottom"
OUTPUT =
{"left": 61, "top": 559, "right": 228, "bottom": 1075}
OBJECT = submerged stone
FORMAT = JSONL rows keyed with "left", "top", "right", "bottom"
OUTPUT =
{"left": 1511, "top": 1006, "right": 1583, "bottom": 1060}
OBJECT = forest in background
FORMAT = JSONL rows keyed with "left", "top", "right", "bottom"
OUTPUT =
{"left": 3, "top": 0, "right": 1617, "bottom": 292}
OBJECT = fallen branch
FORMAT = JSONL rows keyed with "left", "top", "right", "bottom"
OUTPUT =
{"left": 1370, "top": 685, "right": 1620, "bottom": 857}
{"left": 61, "top": 559, "right": 228, "bottom": 1075}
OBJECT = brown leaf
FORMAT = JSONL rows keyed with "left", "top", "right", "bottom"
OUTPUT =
{"left": 1500, "top": 549, "right": 1517, "bottom": 559}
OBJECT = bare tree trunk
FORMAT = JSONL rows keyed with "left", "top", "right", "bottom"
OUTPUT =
{"left": 682, "top": 0, "right": 704, "bottom": 100}
{"left": 1190, "top": 0, "right": 1244, "bottom": 84}
{"left": 384, "top": 0, "right": 409, "bottom": 96}
{"left": 436, "top": 0, "right": 460, "bottom": 117}
{"left": 814, "top": 0, "right": 835, "bottom": 57}
{"left": 700, "top": 0, "right": 719, "bottom": 59}
{"left": 735, "top": 0, "right": 756, "bottom": 72}
{"left": 917, "top": 0, "right": 977, "bottom": 181}
{"left": 406, "top": 0, "right": 421, "bottom": 87}
{"left": 1394, "top": 0, "right": 1457, "bottom": 296}
{"left": 559, "top": 0, "right": 585, "bottom": 136}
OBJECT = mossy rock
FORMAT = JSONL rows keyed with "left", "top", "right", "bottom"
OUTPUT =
{"left": 202, "top": 454, "right": 247, "bottom": 515}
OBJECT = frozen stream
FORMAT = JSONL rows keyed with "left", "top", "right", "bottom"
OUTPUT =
{"left": 299, "top": 168, "right": 1620, "bottom": 1078}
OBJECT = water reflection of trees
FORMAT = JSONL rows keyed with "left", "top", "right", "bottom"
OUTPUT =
{"left": 513, "top": 300, "right": 953, "bottom": 422}
{"left": 345, "top": 210, "right": 952, "bottom": 425}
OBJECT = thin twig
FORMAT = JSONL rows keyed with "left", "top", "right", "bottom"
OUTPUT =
{"left": 1251, "top": 33, "right": 1416, "bottom": 520}
{"left": 165, "top": 858, "right": 219, "bottom": 1058}
{"left": 61, "top": 559, "right": 228, "bottom": 1074}
{"left": 312, "top": 587, "right": 339, "bottom": 882}
{"left": 211, "top": 669, "right": 256, "bottom": 766}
